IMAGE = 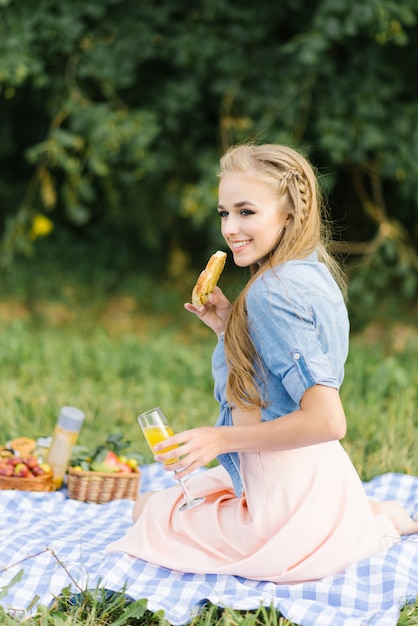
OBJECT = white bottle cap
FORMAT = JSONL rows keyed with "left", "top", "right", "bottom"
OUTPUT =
{"left": 36, "top": 436, "right": 52, "bottom": 447}
{"left": 57, "top": 406, "right": 85, "bottom": 432}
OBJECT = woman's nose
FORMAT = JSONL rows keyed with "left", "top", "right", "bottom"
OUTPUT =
{"left": 222, "top": 215, "right": 239, "bottom": 236}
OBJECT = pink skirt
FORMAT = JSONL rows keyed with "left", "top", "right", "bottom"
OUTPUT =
{"left": 107, "top": 441, "right": 399, "bottom": 582}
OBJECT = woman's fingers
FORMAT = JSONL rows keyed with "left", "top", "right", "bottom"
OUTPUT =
{"left": 184, "top": 288, "right": 232, "bottom": 335}
{"left": 154, "top": 427, "right": 221, "bottom": 474}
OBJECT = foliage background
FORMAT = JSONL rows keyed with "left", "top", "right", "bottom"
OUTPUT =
{"left": 1, "top": 0, "right": 418, "bottom": 327}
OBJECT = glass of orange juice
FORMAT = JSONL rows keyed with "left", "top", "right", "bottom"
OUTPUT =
{"left": 137, "top": 407, "right": 205, "bottom": 512}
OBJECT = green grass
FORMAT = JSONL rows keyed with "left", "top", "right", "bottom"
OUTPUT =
{"left": 0, "top": 297, "right": 217, "bottom": 459}
{"left": 0, "top": 292, "right": 416, "bottom": 476}
{"left": 342, "top": 322, "right": 418, "bottom": 479}
{"left": 0, "top": 277, "right": 417, "bottom": 624}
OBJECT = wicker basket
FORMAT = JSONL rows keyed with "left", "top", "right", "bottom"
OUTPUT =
{"left": 67, "top": 467, "right": 141, "bottom": 504}
{"left": 0, "top": 471, "right": 54, "bottom": 492}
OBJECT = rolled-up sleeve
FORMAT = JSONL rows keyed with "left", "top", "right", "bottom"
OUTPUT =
{"left": 247, "top": 271, "right": 342, "bottom": 407}
{"left": 282, "top": 347, "right": 339, "bottom": 405}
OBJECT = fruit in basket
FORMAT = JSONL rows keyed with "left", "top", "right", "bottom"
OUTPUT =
{"left": 25, "top": 456, "right": 40, "bottom": 470}
{"left": 90, "top": 461, "right": 119, "bottom": 473}
{"left": 70, "top": 433, "right": 143, "bottom": 474}
{"left": 34, "top": 463, "right": 52, "bottom": 475}
{"left": 0, "top": 455, "right": 52, "bottom": 478}
{"left": 104, "top": 450, "right": 133, "bottom": 472}
{"left": 14, "top": 462, "right": 30, "bottom": 477}
{"left": 89, "top": 450, "right": 135, "bottom": 473}
{"left": 0, "top": 463, "right": 14, "bottom": 477}
{"left": 91, "top": 450, "right": 124, "bottom": 472}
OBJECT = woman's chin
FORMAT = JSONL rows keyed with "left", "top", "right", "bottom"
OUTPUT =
{"left": 233, "top": 256, "right": 252, "bottom": 268}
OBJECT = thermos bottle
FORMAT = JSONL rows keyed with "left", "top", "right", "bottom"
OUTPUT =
{"left": 46, "top": 406, "right": 85, "bottom": 489}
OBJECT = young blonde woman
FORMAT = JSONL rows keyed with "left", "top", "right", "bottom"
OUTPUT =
{"left": 108, "top": 143, "right": 418, "bottom": 582}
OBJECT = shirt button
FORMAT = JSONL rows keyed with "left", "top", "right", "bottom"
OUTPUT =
{"left": 293, "top": 352, "right": 301, "bottom": 360}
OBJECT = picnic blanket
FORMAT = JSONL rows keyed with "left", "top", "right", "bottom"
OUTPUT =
{"left": 1, "top": 464, "right": 418, "bottom": 626}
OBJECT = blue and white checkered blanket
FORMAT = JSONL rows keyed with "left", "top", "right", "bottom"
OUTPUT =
{"left": 1, "top": 465, "right": 418, "bottom": 625}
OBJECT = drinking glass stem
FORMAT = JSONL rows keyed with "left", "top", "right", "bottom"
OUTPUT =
{"left": 175, "top": 474, "right": 194, "bottom": 502}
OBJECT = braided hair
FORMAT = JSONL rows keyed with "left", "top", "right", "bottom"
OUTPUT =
{"left": 218, "top": 143, "right": 346, "bottom": 410}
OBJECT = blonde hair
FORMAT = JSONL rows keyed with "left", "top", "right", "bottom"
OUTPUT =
{"left": 219, "top": 143, "right": 346, "bottom": 410}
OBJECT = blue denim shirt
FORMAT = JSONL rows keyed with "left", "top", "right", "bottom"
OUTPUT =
{"left": 212, "top": 251, "right": 349, "bottom": 496}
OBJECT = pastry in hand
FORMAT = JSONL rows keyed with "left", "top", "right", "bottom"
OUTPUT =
{"left": 192, "top": 251, "right": 227, "bottom": 306}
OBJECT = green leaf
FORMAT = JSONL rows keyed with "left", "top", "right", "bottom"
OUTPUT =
{"left": 109, "top": 598, "right": 149, "bottom": 626}
{"left": 0, "top": 569, "right": 24, "bottom": 600}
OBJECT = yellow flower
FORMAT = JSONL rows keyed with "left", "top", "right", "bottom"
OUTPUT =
{"left": 29, "top": 214, "right": 54, "bottom": 240}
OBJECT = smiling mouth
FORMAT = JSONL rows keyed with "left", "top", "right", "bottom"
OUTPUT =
{"left": 230, "top": 240, "right": 251, "bottom": 249}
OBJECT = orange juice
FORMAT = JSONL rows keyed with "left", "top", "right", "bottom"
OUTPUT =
{"left": 143, "top": 425, "right": 178, "bottom": 464}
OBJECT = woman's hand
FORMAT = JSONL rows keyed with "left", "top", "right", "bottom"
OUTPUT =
{"left": 184, "top": 286, "right": 232, "bottom": 337}
{"left": 153, "top": 426, "right": 224, "bottom": 479}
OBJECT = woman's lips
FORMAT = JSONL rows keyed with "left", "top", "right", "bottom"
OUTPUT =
{"left": 229, "top": 240, "right": 251, "bottom": 251}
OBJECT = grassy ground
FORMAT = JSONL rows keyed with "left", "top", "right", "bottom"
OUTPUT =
{"left": 0, "top": 265, "right": 417, "bottom": 624}
{"left": 0, "top": 288, "right": 416, "bottom": 476}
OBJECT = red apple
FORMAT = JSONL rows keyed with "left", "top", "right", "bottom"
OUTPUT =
{"left": 14, "top": 462, "right": 30, "bottom": 477}
{"left": 0, "top": 464, "right": 14, "bottom": 477}
{"left": 31, "top": 465, "right": 46, "bottom": 476}
{"left": 9, "top": 457, "right": 25, "bottom": 466}
{"left": 25, "top": 456, "right": 39, "bottom": 469}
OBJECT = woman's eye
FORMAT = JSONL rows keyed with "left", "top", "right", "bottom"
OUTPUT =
{"left": 240, "top": 209, "right": 254, "bottom": 216}
{"left": 218, "top": 210, "right": 228, "bottom": 218}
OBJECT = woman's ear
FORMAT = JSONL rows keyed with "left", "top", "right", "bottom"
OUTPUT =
{"left": 284, "top": 214, "right": 293, "bottom": 227}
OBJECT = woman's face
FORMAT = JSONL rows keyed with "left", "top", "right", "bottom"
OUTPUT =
{"left": 218, "top": 170, "right": 291, "bottom": 267}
